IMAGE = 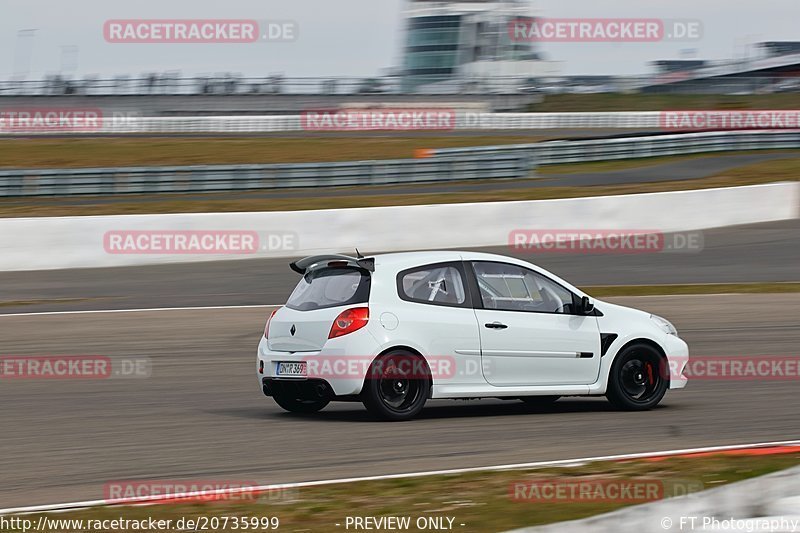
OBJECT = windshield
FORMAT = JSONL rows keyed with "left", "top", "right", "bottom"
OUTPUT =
{"left": 286, "top": 267, "right": 370, "bottom": 311}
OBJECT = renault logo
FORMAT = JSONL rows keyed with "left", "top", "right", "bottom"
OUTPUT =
{"left": 290, "top": 325, "right": 296, "bottom": 336}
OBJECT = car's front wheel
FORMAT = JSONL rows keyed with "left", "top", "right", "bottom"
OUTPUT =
{"left": 361, "top": 351, "right": 431, "bottom": 421}
{"left": 606, "top": 343, "right": 668, "bottom": 410}
{"left": 272, "top": 392, "right": 329, "bottom": 414}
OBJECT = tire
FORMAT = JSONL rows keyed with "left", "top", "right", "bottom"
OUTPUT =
{"left": 520, "top": 396, "right": 560, "bottom": 407}
{"left": 272, "top": 392, "right": 329, "bottom": 414}
{"left": 606, "top": 343, "right": 668, "bottom": 411}
{"left": 361, "top": 350, "right": 431, "bottom": 421}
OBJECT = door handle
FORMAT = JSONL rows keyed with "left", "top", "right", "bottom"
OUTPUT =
{"left": 485, "top": 322, "right": 508, "bottom": 330}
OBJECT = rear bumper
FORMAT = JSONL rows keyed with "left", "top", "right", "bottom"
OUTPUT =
{"left": 256, "top": 331, "right": 380, "bottom": 397}
{"left": 261, "top": 377, "right": 336, "bottom": 401}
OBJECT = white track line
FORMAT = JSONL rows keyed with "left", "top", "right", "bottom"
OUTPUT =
{"left": 2, "top": 439, "right": 799, "bottom": 516}
{"left": 0, "top": 304, "right": 280, "bottom": 318}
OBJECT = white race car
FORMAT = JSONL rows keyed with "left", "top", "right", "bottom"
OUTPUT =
{"left": 257, "top": 252, "right": 688, "bottom": 421}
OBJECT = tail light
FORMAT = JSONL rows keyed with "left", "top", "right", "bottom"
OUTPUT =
{"left": 329, "top": 307, "right": 369, "bottom": 339}
{"left": 264, "top": 308, "right": 279, "bottom": 339}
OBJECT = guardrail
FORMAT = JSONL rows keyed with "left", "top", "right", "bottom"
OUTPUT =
{"left": 1, "top": 130, "right": 797, "bottom": 197}
{"left": 0, "top": 152, "right": 534, "bottom": 197}
{"left": 0, "top": 112, "right": 666, "bottom": 135}
{"left": 3, "top": 112, "right": 800, "bottom": 135}
{"left": 174, "top": 111, "right": 660, "bottom": 132}
{"left": 431, "top": 129, "right": 800, "bottom": 165}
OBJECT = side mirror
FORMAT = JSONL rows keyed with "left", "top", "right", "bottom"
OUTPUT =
{"left": 579, "top": 296, "right": 595, "bottom": 315}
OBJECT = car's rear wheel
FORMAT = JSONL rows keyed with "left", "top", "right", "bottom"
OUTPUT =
{"left": 361, "top": 351, "right": 431, "bottom": 421}
{"left": 520, "top": 396, "right": 560, "bottom": 407}
{"left": 272, "top": 392, "right": 329, "bottom": 414}
{"left": 606, "top": 343, "right": 668, "bottom": 410}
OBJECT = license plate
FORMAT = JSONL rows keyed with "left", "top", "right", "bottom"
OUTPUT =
{"left": 277, "top": 361, "right": 307, "bottom": 377}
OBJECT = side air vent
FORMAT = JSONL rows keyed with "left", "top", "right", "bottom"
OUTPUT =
{"left": 600, "top": 333, "right": 619, "bottom": 357}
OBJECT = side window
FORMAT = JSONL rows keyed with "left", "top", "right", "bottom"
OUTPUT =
{"left": 472, "top": 262, "right": 575, "bottom": 314}
{"left": 398, "top": 264, "right": 467, "bottom": 306}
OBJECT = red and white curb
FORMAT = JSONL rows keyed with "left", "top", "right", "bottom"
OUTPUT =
{"left": 1, "top": 439, "right": 799, "bottom": 516}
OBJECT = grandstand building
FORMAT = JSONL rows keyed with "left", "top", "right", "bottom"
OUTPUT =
{"left": 643, "top": 41, "right": 800, "bottom": 94}
{"left": 399, "top": 0, "right": 554, "bottom": 92}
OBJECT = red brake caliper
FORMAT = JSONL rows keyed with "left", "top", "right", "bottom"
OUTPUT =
{"left": 646, "top": 363, "right": 655, "bottom": 385}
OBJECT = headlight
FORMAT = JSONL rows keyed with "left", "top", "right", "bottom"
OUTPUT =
{"left": 650, "top": 314, "right": 678, "bottom": 336}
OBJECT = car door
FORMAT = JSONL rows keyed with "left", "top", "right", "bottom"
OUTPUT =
{"left": 470, "top": 261, "right": 601, "bottom": 387}
{"left": 392, "top": 262, "right": 484, "bottom": 386}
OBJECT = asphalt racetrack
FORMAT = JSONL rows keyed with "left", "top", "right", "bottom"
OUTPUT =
{"left": 1, "top": 294, "right": 799, "bottom": 508}
{"left": 1, "top": 219, "right": 799, "bottom": 508}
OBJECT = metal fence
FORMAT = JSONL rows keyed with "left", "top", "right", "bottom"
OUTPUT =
{"left": 432, "top": 129, "right": 800, "bottom": 165}
{"left": 0, "top": 75, "right": 576, "bottom": 97}
{"left": 1, "top": 74, "right": 798, "bottom": 97}
{"left": 0, "top": 153, "right": 533, "bottom": 197}
{"left": 1, "top": 130, "right": 797, "bottom": 197}
{"left": 0, "top": 112, "right": 666, "bottom": 135}
{"left": 0, "top": 74, "right": 545, "bottom": 96}
{"left": 4, "top": 112, "right": 800, "bottom": 135}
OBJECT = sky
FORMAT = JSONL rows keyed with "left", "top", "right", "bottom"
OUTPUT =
{"left": 0, "top": 0, "right": 797, "bottom": 79}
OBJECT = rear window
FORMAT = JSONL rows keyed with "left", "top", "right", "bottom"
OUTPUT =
{"left": 286, "top": 267, "right": 370, "bottom": 311}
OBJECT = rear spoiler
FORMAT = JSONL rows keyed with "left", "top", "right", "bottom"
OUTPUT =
{"left": 289, "top": 254, "right": 375, "bottom": 274}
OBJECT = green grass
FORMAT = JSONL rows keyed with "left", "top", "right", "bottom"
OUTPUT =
{"left": 529, "top": 93, "right": 800, "bottom": 112}
{"left": 582, "top": 282, "right": 800, "bottom": 297}
{"left": 5, "top": 452, "right": 798, "bottom": 533}
{"left": 0, "top": 135, "right": 548, "bottom": 169}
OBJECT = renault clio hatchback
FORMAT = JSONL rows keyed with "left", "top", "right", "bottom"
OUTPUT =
{"left": 257, "top": 252, "right": 688, "bottom": 421}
